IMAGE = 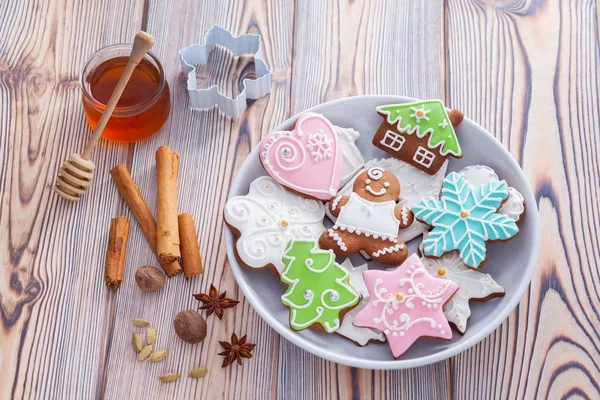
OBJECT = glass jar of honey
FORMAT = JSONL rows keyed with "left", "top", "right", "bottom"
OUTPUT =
{"left": 80, "top": 44, "right": 170, "bottom": 143}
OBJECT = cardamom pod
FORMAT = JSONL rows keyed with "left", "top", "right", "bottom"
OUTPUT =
{"left": 137, "top": 344, "right": 153, "bottom": 361}
{"left": 132, "top": 318, "right": 150, "bottom": 327}
{"left": 131, "top": 332, "right": 143, "bottom": 353}
{"left": 148, "top": 349, "right": 168, "bottom": 362}
{"left": 159, "top": 373, "right": 180, "bottom": 383}
{"left": 188, "top": 367, "right": 207, "bottom": 379}
{"left": 146, "top": 327, "right": 156, "bottom": 345}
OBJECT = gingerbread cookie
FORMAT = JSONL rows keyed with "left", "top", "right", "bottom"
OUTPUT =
{"left": 412, "top": 171, "right": 520, "bottom": 269}
{"left": 373, "top": 100, "right": 463, "bottom": 175}
{"left": 259, "top": 112, "right": 343, "bottom": 201}
{"left": 353, "top": 254, "right": 459, "bottom": 358}
{"left": 281, "top": 240, "right": 360, "bottom": 333}
{"left": 334, "top": 125, "right": 365, "bottom": 187}
{"left": 224, "top": 177, "right": 326, "bottom": 274}
{"left": 318, "top": 167, "right": 414, "bottom": 264}
{"left": 326, "top": 157, "right": 447, "bottom": 244}
{"left": 336, "top": 259, "right": 385, "bottom": 346}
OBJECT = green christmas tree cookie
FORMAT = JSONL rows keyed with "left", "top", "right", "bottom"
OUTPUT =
{"left": 281, "top": 240, "right": 360, "bottom": 333}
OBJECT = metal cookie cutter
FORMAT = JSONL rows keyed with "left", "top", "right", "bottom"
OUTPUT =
{"left": 179, "top": 25, "right": 272, "bottom": 118}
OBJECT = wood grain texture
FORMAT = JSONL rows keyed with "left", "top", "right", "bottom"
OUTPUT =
{"left": 446, "top": 0, "right": 600, "bottom": 399}
{"left": 101, "top": 1, "right": 294, "bottom": 399}
{"left": 0, "top": 0, "right": 144, "bottom": 398}
{"left": 1, "top": 0, "right": 599, "bottom": 399}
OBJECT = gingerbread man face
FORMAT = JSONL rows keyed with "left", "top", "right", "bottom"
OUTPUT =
{"left": 352, "top": 167, "right": 400, "bottom": 203}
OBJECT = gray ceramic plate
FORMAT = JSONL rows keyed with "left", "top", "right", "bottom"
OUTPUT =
{"left": 224, "top": 95, "right": 540, "bottom": 369}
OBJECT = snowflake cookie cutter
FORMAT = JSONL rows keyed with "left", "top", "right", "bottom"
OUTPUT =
{"left": 179, "top": 25, "right": 272, "bottom": 118}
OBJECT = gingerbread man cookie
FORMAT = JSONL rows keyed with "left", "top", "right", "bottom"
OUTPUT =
{"left": 318, "top": 167, "right": 414, "bottom": 264}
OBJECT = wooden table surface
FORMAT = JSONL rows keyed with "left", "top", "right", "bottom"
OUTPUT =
{"left": 2, "top": 0, "right": 599, "bottom": 399}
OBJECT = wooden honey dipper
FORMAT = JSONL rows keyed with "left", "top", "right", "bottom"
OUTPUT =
{"left": 54, "top": 31, "right": 155, "bottom": 201}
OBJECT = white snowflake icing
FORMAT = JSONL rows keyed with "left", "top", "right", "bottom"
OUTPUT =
{"left": 409, "top": 105, "right": 431, "bottom": 123}
{"left": 307, "top": 131, "right": 333, "bottom": 162}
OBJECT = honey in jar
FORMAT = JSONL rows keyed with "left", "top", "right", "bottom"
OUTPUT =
{"left": 81, "top": 44, "right": 170, "bottom": 143}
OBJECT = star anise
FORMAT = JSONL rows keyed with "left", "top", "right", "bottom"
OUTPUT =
{"left": 193, "top": 284, "right": 240, "bottom": 319}
{"left": 218, "top": 333, "right": 255, "bottom": 368}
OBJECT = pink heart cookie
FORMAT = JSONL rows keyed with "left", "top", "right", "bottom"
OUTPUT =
{"left": 260, "top": 113, "right": 342, "bottom": 201}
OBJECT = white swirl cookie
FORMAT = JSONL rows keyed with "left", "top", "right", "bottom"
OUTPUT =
{"left": 224, "top": 176, "right": 326, "bottom": 274}
{"left": 336, "top": 259, "right": 385, "bottom": 345}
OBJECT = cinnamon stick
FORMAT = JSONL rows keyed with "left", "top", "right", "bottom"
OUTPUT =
{"left": 178, "top": 213, "right": 203, "bottom": 278}
{"left": 105, "top": 216, "right": 129, "bottom": 289}
{"left": 110, "top": 164, "right": 183, "bottom": 277}
{"left": 156, "top": 146, "right": 181, "bottom": 264}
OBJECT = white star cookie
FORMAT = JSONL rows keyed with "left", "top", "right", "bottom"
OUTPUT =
{"left": 335, "top": 259, "right": 385, "bottom": 345}
{"left": 224, "top": 176, "right": 326, "bottom": 274}
{"left": 420, "top": 249, "right": 504, "bottom": 333}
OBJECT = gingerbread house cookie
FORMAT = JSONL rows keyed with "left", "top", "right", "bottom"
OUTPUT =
{"left": 373, "top": 100, "right": 464, "bottom": 175}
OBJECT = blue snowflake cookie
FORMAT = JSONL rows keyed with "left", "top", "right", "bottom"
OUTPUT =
{"left": 412, "top": 171, "right": 519, "bottom": 269}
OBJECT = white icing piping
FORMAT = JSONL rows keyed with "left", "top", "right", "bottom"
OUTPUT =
{"left": 372, "top": 244, "right": 405, "bottom": 258}
{"left": 366, "top": 185, "right": 386, "bottom": 196}
{"left": 333, "top": 224, "right": 397, "bottom": 243}
{"left": 328, "top": 229, "right": 348, "bottom": 251}
{"left": 367, "top": 167, "right": 384, "bottom": 180}
{"left": 401, "top": 206, "right": 409, "bottom": 225}
{"left": 331, "top": 195, "right": 343, "bottom": 211}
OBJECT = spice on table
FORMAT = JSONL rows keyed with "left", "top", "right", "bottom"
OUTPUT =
{"left": 193, "top": 284, "right": 239, "bottom": 320}
{"left": 132, "top": 318, "right": 150, "bottom": 327}
{"left": 156, "top": 146, "right": 180, "bottom": 264}
{"left": 104, "top": 216, "right": 129, "bottom": 289}
{"left": 110, "top": 164, "right": 183, "bottom": 277}
{"left": 132, "top": 332, "right": 143, "bottom": 353}
{"left": 146, "top": 327, "right": 157, "bottom": 345}
{"left": 137, "top": 344, "right": 153, "bottom": 361}
{"left": 218, "top": 333, "right": 255, "bottom": 368}
{"left": 173, "top": 310, "right": 207, "bottom": 344}
{"left": 188, "top": 367, "right": 207, "bottom": 379}
{"left": 159, "top": 373, "right": 180, "bottom": 383}
{"left": 135, "top": 266, "right": 166, "bottom": 293}
{"left": 148, "top": 349, "right": 168, "bottom": 362}
{"left": 178, "top": 213, "right": 203, "bottom": 278}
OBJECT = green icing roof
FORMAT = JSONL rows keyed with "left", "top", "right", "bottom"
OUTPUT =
{"left": 376, "top": 100, "right": 462, "bottom": 157}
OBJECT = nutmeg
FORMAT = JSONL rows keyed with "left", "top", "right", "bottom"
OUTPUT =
{"left": 135, "top": 266, "right": 166, "bottom": 293}
{"left": 173, "top": 310, "right": 207, "bottom": 344}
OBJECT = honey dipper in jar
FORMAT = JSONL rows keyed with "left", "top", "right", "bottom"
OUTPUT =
{"left": 54, "top": 31, "right": 158, "bottom": 201}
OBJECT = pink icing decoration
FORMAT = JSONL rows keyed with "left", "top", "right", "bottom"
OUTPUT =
{"left": 260, "top": 113, "right": 342, "bottom": 201}
{"left": 353, "top": 254, "right": 459, "bottom": 358}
